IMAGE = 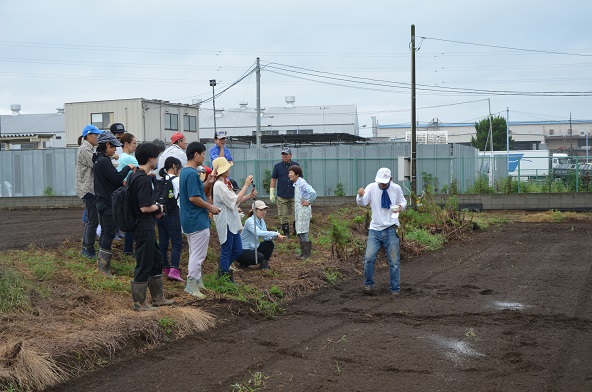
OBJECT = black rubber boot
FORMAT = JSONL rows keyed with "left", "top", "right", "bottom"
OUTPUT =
{"left": 148, "top": 275, "right": 174, "bottom": 306}
{"left": 299, "top": 241, "right": 312, "bottom": 260}
{"left": 259, "top": 259, "right": 269, "bottom": 270}
{"left": 281, "top": 223, "right": 290, "bottom": 238}
{"left": 131, "top": 281, "right": 156, "bottom": 311}
{"left": 97, "top": 248, "right": 114, "bottom": 278}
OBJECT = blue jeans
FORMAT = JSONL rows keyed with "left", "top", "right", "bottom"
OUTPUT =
{"left": 124, "top": 232, "right": 134, "bottom": 254}
{"left": 156, "top": 212, "right": 183, "bottom": 269}
{"left": 219, "top": 227, "right": 242, "bottom": 273}
{"left": 363, "top": 226, "right": 400, "bottom": 293}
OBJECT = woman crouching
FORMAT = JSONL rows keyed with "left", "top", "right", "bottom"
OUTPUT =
{"left": 237, "top": 200, "right": 286, "bottom": 270}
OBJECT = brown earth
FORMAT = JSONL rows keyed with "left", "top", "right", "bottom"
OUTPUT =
{"left": 3, "top": 208, "right": 592, "bottom": 391}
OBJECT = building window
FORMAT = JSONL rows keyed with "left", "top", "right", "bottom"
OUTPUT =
{"left": 91, "top": 112, "right": 114, "bottom": 130}
{"left": 286, "top": 129, "right": 313, "bottom": 135}
{"left": 165, "top": 113, "right": 178, "bottom": 130}
{"left": 183, "top": 115, "right": 197, "bottom": 132}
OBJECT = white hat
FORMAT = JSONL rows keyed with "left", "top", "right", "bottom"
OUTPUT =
{"left": 254, "top": 200, "right": 268, "bottom": 209}
{"left": 375, "top": 168, "right": 392, "bottom": 184}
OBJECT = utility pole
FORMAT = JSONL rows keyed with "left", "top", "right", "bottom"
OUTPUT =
{"left": 256, "top": 57, "right": 261, "bottom": 150}
{"left": 488, "top": 99, "right": 494, "bottom": 186}
{"left": 506, "top": 107, "right": 510, "bottom": 172}
{"left": 410, "top": 24, "right": 417, "bottom": 195}
{"left": 210, "top": 79, "right": 217, "bottom": 138}
{"left": 569, "top": 112, "right": 573, "bottom": 153}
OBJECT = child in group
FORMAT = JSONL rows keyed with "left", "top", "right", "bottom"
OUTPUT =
{"left": 211, "top": 157, "right": 256, "bottom": 283}
{"left": 157, "top": 157, "right": 184, "bottom": 282}
{"left": 288, "top": 165, "right": 317, "bottom": 259}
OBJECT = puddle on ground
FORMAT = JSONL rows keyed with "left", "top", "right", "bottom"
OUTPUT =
{"left": 428, "top": 336, "right": 485, "bottom": 364}
{"left": 492, "top": 301, "right": 532, "bottom": 311}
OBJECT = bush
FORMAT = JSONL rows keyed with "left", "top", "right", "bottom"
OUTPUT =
{"left": 334, "top": 182, "right": 345, "bottom": 196}
{"left": 405, "top": 228, "right": 445, "bottom": 251}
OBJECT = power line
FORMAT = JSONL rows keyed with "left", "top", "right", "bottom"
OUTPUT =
{"left": 421, "top": 36, "right": 592, "bottom": 57}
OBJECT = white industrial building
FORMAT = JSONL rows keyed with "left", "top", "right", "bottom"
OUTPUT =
{"left": 64, "top": 98, "right": 200, "bottom": 147}
{"left": 378, "top": 119, "right": 592, "bottom": 154}
{"left": 198, "top": 96, "right": 360, "bottom": 139}
{"left": 0, "top": 105, "right": 65, "bottom": 150}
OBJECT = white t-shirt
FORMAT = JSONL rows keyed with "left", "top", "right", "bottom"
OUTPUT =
{"left": 212, "top": 180, "right": 243, "bottom": 245}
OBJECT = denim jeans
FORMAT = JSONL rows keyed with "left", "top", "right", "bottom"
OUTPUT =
{"left": 156, "top": 212, "right": 183, "bottom": 269}
{"left": 96, "top": 197, "right": 116, "bottom": 252}
{"left": 363, "top": 225, "right": 400, "bottom": 293}
{"left": 124, "top": 232, "right": 134, "bottom": 254}
{"left": 82, "top": 194, "right": 99, "bottom": 252}
{"left": 219, "top": 227, "right": 243, "bottom": 273}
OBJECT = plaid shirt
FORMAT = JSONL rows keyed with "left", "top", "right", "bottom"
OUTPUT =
{"left": 75, "top": 140, "right": 95, "bottom": 198}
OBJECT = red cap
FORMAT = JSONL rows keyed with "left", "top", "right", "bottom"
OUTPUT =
{"left": 171, "top": 132, "right": 185, "bottom": 144}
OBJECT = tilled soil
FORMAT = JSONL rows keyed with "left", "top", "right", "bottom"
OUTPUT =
{"left": 0, "top": 208, "right": 84, "bottom": 250}
{"left": 50, "top": 221, "right": 592, "bottom": 392}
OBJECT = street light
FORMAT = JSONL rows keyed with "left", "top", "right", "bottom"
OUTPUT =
{"left": 319, "top": 106, "right": 328, "bottom": 133}
{"left": 210, "top": 79, "right": 217, "bottom": 138}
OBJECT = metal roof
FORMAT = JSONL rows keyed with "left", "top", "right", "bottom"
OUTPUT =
{"left": 0, "top": 113, "right": 65, "bottom": 134}
{"left": 199, "top": 104, "right": 358, "bottom": 131}
{"left": 229, "top": 132, "right": 367, "bottom": 145}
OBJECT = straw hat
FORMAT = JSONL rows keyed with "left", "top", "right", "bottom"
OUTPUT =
{"left": 212, "top": 157, "right": 233, "bottom": 175}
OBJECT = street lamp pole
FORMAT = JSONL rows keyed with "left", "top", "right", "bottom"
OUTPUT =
{"left": 210, "top": 79, "right": 217, "bottom": 138}
{"left": 320, "top": 106, "right": 328, "bottom": 133}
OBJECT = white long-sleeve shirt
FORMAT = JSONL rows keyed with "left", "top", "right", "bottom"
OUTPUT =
{"left": 212, "top": 180, "right": 243, "bottom": 245}
{"left": 356, "top": 181, "right": 407, "bottom": 231}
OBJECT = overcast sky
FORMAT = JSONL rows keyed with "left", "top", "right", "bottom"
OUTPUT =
{"left": 1, "top": 0, "right": 591, "bottom": 137}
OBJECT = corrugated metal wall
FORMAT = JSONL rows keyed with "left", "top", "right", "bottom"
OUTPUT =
{"left": 0, "top": 143, "right": 478, "bottom": 197}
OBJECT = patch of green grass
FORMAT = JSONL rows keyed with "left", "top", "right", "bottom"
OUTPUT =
{"left": 110, "top": 258, "right": 136, "bottom": 277}
{"left": 231, "top": 371, "right": 270, "bottom": 391}
{"left": 551, "top": 209, "right": 566, "bottom": 223}
{"left": 268, "top": 285, "right": 284, "bottom": 298}
{"left": 23, "top": 255, "right": 60, "bottom": 281}
{"left": 159, "top": 316, "right": 176, "bottom": 335}
{"left": 406, "top": 228, "right": 446, "bottom": 251}
{"left": 316, "top": 234, "right": 332, "bottom": 246}
{"left": 0, "top": 268, "right": 31, "bottom": 312}
{"left": 324, "top": 268, "right": 342, "bottom": 285}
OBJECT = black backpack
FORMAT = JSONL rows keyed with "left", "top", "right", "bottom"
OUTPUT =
{"left": 153, "top": 175, "right": 178, "bottom": 215}
{"left": 112, "top": 174, "right": 140, "bottom": 232}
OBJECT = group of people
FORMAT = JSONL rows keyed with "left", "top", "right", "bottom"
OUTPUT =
{"left": 75, "top": 123, "right": 407, "bottom": 310}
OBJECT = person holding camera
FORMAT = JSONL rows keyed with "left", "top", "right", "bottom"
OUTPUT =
{"left": 212, "top": 157, "right": 257, "bottom": 283}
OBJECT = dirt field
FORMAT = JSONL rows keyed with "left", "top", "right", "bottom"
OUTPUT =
{"left": 33, "top": 216, "right": 591, "bottom": 391}
{"left": 0, "top": 208, "right": 84, "bottom": 251}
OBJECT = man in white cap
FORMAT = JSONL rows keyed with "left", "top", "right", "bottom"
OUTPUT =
{"left": 209, "top": 130, "right": 233, "bottom": 163}
{"left": 356, "top": 167, "right": 407, "bottom": 296}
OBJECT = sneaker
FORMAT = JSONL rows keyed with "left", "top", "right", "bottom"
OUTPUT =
{"left": 391, "top": 291, "right": 401, "bottom": 297}
{"left": 363, "top": 286, "right": 374, "bottom": 295}
{"left": 163, "top": 267, "right": 171, "bottom": 277}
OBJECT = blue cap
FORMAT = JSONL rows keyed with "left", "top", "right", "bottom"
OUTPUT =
{"left": 81, "top": 125, "right": 103, "bottom": 138}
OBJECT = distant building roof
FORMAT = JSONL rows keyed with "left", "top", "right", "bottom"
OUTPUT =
{"left": 0, "top": 113, "right": 64, "bottom": 134}
{"left": 379, "top": 119, "right": 592, "bottom": 129}
{"left": 199, "top": 104, "right": 359, "bottom": 136}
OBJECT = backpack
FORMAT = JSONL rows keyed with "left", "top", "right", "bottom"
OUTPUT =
{"left": 153, "top": 175, "right": 178, "bottom": 215}
{"left": 112, "top": 173, "right": 140, "bottom": 232}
